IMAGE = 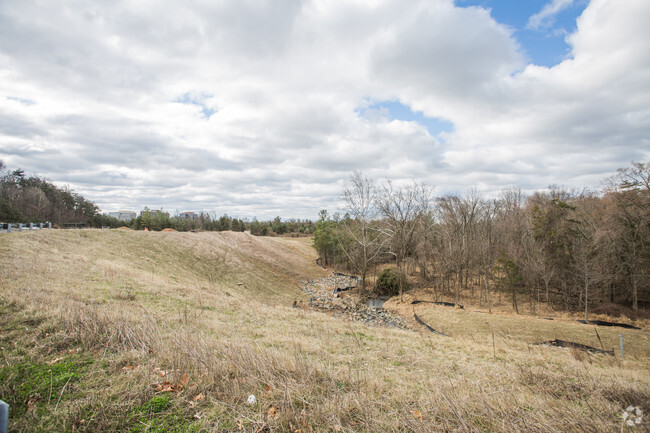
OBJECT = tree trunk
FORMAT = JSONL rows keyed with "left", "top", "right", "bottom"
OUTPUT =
{"left": 584, "top": 263, "right": 589, "bottom": 321}
{"left": 531, "top": 285, "right": 536, "bottom": 315}
{"left": 486, "top": 279, "right": 492, "bottom": 314}
{"left": 545, "top": 280, "right": 550, "bottom": 304}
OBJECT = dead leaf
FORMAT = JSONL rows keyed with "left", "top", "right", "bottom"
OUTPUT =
{"left": 154, "top": 381, "right": 173, "bottom": 392}
{"left": 169, "top": 373, "right": 189, "bottom": 393}
{"left": 265, "top": 383, "right": 272, "bottom": 391}
{"left": 192, "top": 393, "right": 204, "bottom": 402}
{"left": 267, "top": 406, "right": 279, "bottom": 419}
{"left": 47, "top": 357, "right": 64, "bottom": 365}
{"left": 410, "top": 410, "right": 423, "bottom": 421}
{"left": 237, "top": 419, "right": 244, "bottom": 430}
{"left": 180, "top": 373, "right": 189, "bottom": 387}
{"left": 193, "top": 412, "right": 204, "bottom": 420}
{"left": 26, "top": 394, "right": 41, "bottom": 412}
{"left": 121, "top": 365, "right": 135, "bottom": 371}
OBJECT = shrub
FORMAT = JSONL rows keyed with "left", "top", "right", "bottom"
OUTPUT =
{"left": 376, "top": 268, "right": 408, "bottom": 296}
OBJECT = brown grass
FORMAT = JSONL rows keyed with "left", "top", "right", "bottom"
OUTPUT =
{"left": 0, "top": 229, "right": 648, "bottom": 432}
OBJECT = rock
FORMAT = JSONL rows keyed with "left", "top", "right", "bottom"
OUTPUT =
{"left": 299, "top": 273, "right": 407, "bottom": 330}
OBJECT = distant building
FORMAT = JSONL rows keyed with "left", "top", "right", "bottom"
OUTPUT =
{"left": 146, "top": 209, "right": 169, "bottom": 218}
{"left": 108, "top": 211, "right": 137, "bottom": 221}
{"left": 179, "top": 211, "right": 197, "bottom": 220}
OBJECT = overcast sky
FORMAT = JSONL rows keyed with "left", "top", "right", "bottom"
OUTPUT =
{"left": 1, "top": 0, "right": 648, "bottom": 220}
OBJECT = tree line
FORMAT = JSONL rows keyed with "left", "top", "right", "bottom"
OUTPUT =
{"left": 130, "top": 209, "right": 315, "bottom": 236}
{"left": 313, "top": 162, "right": 649, "bottom": 316}
{"left": 0, "top": 161, "right": 315, "bottom": 235}
{"left": 0, "top": 161, "right": 98, "bottom": 227}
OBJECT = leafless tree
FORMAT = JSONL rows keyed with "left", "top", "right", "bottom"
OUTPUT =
{"left": 376, "top": 180, "right": 429, "bottom": 299}
{"left": 339, "top": 171, "right": 385, "bottom": 293}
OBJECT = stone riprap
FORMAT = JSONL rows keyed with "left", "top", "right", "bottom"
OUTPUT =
{"left": 298, "top": 274, "right": 407, "bottom": 329}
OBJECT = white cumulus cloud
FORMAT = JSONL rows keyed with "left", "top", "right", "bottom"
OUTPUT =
{"left": 0, "top": 0, "right": 647, "bottom": 219}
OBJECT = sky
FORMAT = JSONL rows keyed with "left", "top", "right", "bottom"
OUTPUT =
{"left": 1, "top": 0, "right": 648, "bottom": 220}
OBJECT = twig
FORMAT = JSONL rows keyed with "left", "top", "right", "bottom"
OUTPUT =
{"left": 594, "top": 327, "right": 604, "bottom": 351}
{"left": 54, "top": 376, "right": 72, "bottom": 412}
{"left": 48, "top": 369, "right": 53, "bottom": 404}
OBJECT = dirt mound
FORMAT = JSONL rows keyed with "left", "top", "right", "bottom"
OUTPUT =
{"left": 117, "top": 226, "right": 131, "bottom": 230}
{"left": 162, "top": 228, "right": 176, "bottom": 232}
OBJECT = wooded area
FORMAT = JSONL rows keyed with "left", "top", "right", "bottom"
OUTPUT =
{"left": 313, "top": 162, "right": 649, "bottom": 316}
{"left": 0, "top": 161, "right": 98, "bottom": 227}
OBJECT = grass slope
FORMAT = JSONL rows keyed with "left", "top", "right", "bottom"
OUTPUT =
{"left": 0, "top": 229, "right": 648, "bottom": 432}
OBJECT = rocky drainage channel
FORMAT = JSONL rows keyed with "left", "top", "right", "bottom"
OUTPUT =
{"left": 298, "top": 274, "right": 407, "bottom": 329}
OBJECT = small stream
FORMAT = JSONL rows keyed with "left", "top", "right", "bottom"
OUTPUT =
{"left": 365, "top": 296, "right": 390, "bottom": 308}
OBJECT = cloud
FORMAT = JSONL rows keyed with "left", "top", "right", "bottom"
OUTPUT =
{"left": 432, "top": 0, "right": 650, "bottom": 190}
{"left": 370, "top": 2, "right": 523, "bottom": 104}
{"left": 527, "top": 0, "right": 575, "bottom": 30}
{"left": 0, "top": 0, "right": 648, "bottom": 219}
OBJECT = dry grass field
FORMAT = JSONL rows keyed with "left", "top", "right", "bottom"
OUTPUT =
{"left": 1, "top": 229, "right": 648, "bottom": 432}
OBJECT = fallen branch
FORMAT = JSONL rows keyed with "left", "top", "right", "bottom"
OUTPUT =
{"left": 332, "top": 286, "right": 353, "bottom": 294}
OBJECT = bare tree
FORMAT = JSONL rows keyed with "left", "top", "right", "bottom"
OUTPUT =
{"left": 573, "top": 193, "right": 604, "bottom": 320}
{"left": 376, "top": 181, "right": 428, "bottom": 299}
{"left": 339, "top": 171, "right": 385, "bottom": 293}
{"left": 436, "top": 195, "right": 465, "bottom": 303}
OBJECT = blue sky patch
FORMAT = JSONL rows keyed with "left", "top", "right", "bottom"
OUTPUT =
{"left": 7, "top": 96, "right": 36, "bottom": 105}
{"left": 363, "top": 101, "right": 454, "bottom": 137}
{"left": 456, "top": 0, "right": 588, "bottom": 67}
{"left": 175, "top": 93, "right": 216, "bottom": 119}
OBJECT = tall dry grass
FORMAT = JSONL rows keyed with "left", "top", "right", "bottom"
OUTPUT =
{"left": 0, "top": 229, "right": 648, "bottom": 432}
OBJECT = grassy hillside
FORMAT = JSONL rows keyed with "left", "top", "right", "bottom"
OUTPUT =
{"left": 0, "top": 230, "right": 648, "bottom": 432}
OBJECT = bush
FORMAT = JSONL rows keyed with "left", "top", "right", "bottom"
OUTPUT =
{"left": 376, "top": 268, "right": 408, "bottom": 296}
